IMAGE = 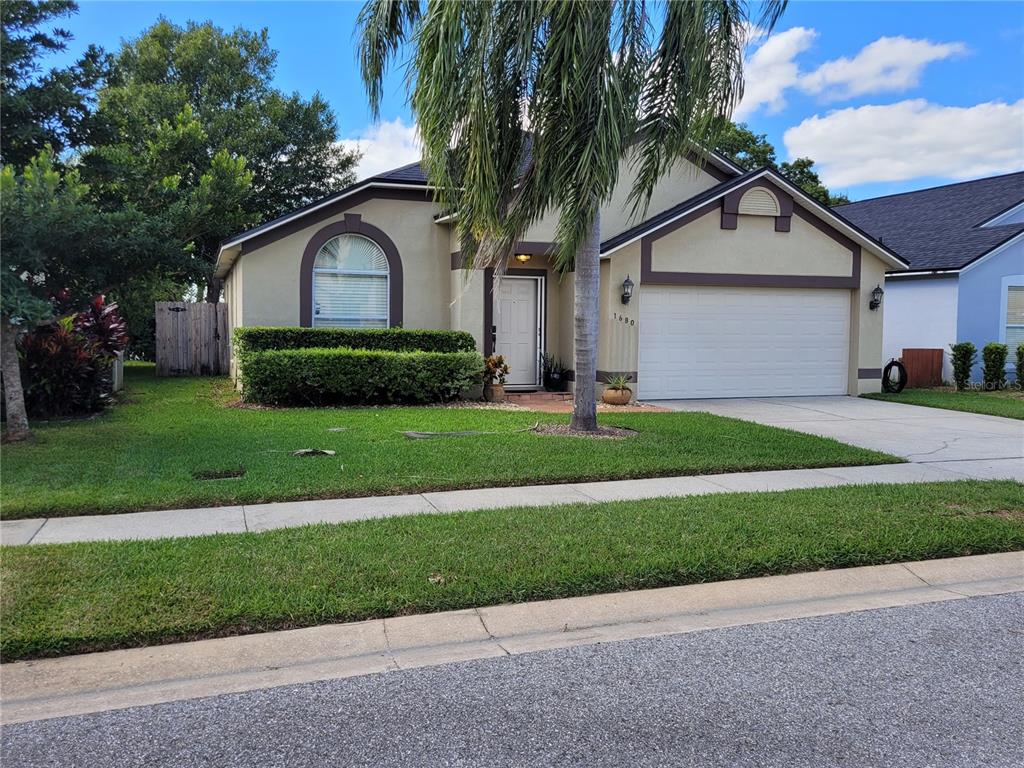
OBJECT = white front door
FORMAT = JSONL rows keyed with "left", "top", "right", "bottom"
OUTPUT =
{"left": 494, "top": 276, "right": 541, "bottom": 387}
{"left": 639, "top": 286, "right": 850, "bottom": 399}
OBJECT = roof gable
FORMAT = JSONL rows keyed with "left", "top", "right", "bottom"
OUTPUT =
{"left": 600, "top": 167, "right": 907, "bottom": 271}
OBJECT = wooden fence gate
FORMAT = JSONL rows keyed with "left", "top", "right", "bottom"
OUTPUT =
{"left": 155, "top": 302, "right": 230, "bottom": 376}
{"left": 900, "top": 348, "right": 944, "bottom": 388}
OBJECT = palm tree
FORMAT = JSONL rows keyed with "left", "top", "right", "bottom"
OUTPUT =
{"left": 358, "top": 0, "right": 786, "bottom": 431}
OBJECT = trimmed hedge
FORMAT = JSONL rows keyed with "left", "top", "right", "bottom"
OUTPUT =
{"left": 982, "top": 342, "right": 1008, "bottom": 390}
{"left": 234, "top": 327, "right": 476, "bottom": 355}
{"left": 239, "top": 347, "right": 484, "bottom": 406}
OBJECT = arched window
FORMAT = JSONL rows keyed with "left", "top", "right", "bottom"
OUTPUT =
{"left": 312, "top": 234, "right": 390, "bottom": 327}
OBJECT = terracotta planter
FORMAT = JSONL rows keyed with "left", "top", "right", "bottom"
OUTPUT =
{"left": 602, "top": 387, "right": 632, "bottom": 406}
{"left": 483, "top": 382, "right": 506, "bottom": 403}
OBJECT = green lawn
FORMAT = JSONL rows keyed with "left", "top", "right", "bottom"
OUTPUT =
{"left": 2, "top": 480, "right": 1021, "bottom": 661}
{"left": 863, "top": 387, "right": 1024, "bottom": 420}
{"left": 0, "top": 365, "right": 897, "bottom": 520}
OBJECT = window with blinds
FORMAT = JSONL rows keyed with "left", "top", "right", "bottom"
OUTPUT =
{"left": 1007, "top": 285, "right": 1024, "bottom": 349}
{"left": 312, "top": 235, "right": 389, "bottom": 328}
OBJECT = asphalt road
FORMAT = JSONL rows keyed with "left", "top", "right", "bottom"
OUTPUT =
{"left": 4, "top": 593, "right": 1023, "bottom": 768}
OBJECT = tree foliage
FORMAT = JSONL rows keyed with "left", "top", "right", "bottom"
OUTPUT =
{"left": 82, "top": 19, "right": 361, "bottom": 299}
{"left": 0, "top": 0, "right": 108, "bottom": 167}
{"left": 1, "top": 149, "right": 174, "bottom": 326}
{"left": 713, "top": 120, "right": 850, "bottom": 205}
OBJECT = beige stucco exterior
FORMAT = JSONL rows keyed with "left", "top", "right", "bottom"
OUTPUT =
{"left": 523, "top": 154, "right": 724, "bottom": 243}
{"left": 649, "top": 208, "right": 852, "bottom": 277}
{"left": 595, "top": 199, "right": 893, "bottom": 396}
{"left": 220, "top": 161, "right": 901, "bottom": 397}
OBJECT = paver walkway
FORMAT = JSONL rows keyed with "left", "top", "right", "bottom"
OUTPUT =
{"left": 2, "top": 456, "right": 1021, "bottom": 546}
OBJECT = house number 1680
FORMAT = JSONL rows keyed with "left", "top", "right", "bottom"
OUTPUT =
{"left": 613, "top": 313, "right": 635, "bottom": 326}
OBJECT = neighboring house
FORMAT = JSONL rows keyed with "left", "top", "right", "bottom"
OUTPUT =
{"left": 216, "top": 151, "right": 906, "bottom": 400}
{"left": 837, "top": 172, "right": 1024, "bottom": 383}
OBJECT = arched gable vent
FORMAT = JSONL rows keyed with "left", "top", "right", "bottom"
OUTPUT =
{"left": 737, "top": 187, "right": 781, "bottom": 217}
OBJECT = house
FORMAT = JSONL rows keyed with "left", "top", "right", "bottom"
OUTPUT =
{"left": 215, "top": 151, "right": 907, "bottom": 400}
{"left": 837, "top": 172, "right": 1024, "bottom": 383}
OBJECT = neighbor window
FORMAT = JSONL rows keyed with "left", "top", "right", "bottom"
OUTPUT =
{"left": 312, "top": 234, "right": 389, "bottom": 328}
{"left": 1007, "top": 285, "right": 1024, "bottom": 348}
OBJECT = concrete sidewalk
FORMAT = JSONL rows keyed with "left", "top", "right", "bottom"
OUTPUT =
{"left": 3, "top": 456, "right": 1022, "bottom": 546}
{"left": 3, "top": 551, "right": 1021, "bottom": 725}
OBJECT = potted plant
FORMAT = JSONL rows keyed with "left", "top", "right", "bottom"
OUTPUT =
{"left": 601, "top": 374, "right": 633, "bottom": 406}
{"left": 542, "top": 353, "right": 568, "bottom": 392}
{"left": 483, "top": 354, "right": 510, "bottom": 402}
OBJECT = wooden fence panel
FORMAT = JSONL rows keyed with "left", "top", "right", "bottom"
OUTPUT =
{"left": 155, "top": 302, "right": 229, "bottom": 376}
{"left": 901, "top": 348, "right": 943, "bottom": 388}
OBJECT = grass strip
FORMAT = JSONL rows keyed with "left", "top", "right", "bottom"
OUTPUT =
{"left": 2, "top": 480, "right": 1021, "bottom": 661}
{"left": 0, "top": 365, "right": 897, "bottom": 519}
{"left": 863, "top": 388, "right": 1024, "bottom": 420}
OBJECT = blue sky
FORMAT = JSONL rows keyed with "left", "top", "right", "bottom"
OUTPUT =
{"left": 52, "top": 1, "right": 1024, "bottom": 200}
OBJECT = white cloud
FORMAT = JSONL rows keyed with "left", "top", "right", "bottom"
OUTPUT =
{"left": 734, "top": 30, "right": 967, "bottom": 121}
{"left": 734, "top": 26, "right": 817, "bottom": 120}
{"left": 800, "top": 36, "right": 967, "bottom": 100}
{"left": 340, "top": 118, "right": 421, "bottom": 180}
{"left": 783, "top": 99, "right": 1024, "bottom": 187}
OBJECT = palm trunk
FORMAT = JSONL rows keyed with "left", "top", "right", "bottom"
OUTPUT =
{"left": 1, "top": 319, "right": 31, "bottom": 441}
{"left": 570, "top": 210, "right": 601, "bottom": 432}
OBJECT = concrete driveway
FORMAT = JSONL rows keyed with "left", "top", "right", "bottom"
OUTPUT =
{"left": 657, "top": 396, "right": 1023, "bottom": 476}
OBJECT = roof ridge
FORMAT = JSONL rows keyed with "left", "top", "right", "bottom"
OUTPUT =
{"left": 836, "top": 170, "right": 1024, "bottom": 208}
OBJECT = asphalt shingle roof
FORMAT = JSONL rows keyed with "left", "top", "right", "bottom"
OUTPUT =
{"left": 834, "top": 172, "right": 1024, "bottom": 272}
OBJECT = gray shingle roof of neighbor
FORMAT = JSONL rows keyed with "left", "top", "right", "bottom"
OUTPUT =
{"left": 833, "top": 172, "right": 1024, "bottom": 272}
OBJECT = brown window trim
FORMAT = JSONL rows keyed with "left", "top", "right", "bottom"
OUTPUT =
{"left": 721, "top": 180, "right": 794, "bottom": 232}
{"left": 299, "top": 213, "right": 404, "bottom": 328}
{"left": 242, "top": 187, "right": 432, "bottom": 255}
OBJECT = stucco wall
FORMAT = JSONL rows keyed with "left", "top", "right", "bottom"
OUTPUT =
{"left": 236, "top": 197, "right": 450, "bottom": 330}
{"left": 523, "top": 154, "right": 723, "bottom": 243}
{"left": 649, "top": 209, "right": 852, "bottom": 276}
{"left": 598, "top": 200, "right": 892, "bottom": 397}
{"left": 598, "top": 243, "right": 641, "bottom": 376}
{"left": 854, "top": 251, "right": 888, "bottom": 394}
{"left": 882, "top": 276, "right": 958, "bottom": 382}
{"left": 956, "top": 236, "right": 1024, "bottom": 381}
{"left": 450, "top": 267, "right": 485, "bottom": 349}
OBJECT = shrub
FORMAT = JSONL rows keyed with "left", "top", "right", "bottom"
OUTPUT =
{"left": 982, "top": 342, "right": 1008, "bottom": 390}
{"left": 19, "top": 299, "right": 128, "bottom": 418}
{"left": 238, "top": 347, "right": 484, "bottom": 406}
{"left": 234, "top": 327, "right": 476, "bottom": 356}
{"left": 1017, "top": 344, "right": 1024, "bottom": 388}
{"left": 483, "top": 354, "right": 509, "bottom": 384}
{"left": 949, "top": 342, "right": 976, "bottom": 391}
{"left": 605, "top": 374, "right": 632, "bottom": 391}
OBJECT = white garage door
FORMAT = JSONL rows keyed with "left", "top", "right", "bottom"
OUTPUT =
{"left": 639, "top": 286, "right": 850, "bottom": 399}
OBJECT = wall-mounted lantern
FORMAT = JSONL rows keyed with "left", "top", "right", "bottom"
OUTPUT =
{"left": 621, "top": 274, "right": 635, "bottom": 305}
{"left": 869, "top": 284, "right": 884, "bottom": 311}
{"left": 514, "top": 253, "right": 532, "bottom": 264}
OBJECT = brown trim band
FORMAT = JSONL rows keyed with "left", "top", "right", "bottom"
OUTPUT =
{"left": 721, "top": 180, "right": 793, "bottom": 232}
{"left": 597, "top": 370, "right": 637, "bottom": 383}
{"left": 451, "top": 241, "right": 557, "bottom": 270}
{"left": 640, "top": 180, "right": 861, "bottom": 289}
{"left": 858, "top": 368, "right": 882, "bottom": 379}
{"left": 243, "top": 188, "right": 433, "bottom": 255}
{"left": 299, "top": 213, "right": 404, "bottom": 328}
{"left": 482, "top": 266, "right": 548, "bottom": 358}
